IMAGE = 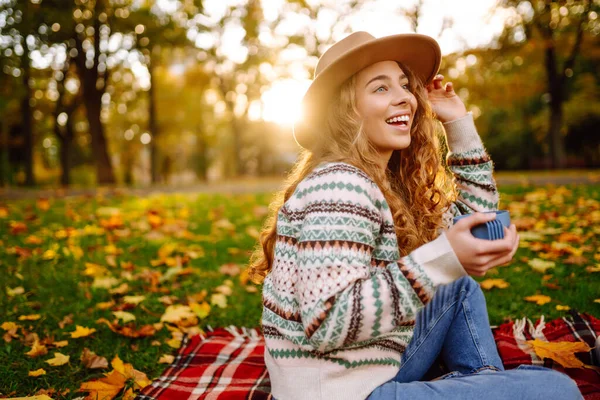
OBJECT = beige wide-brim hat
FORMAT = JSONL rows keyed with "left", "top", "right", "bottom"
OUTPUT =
{"left": 293, "top": 31, "right": 441, "bottom": 150}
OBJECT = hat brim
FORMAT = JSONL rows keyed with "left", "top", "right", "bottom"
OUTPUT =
{"left": 293, "top": 33, "right": 441, "bottom": 150}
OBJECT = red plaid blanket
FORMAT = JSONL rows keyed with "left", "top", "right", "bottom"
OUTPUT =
{"left": 494, "top": 311, "right": 600, "bottom": 399}
{"left": 137, "top": 327, "right": 272, "bottom": 400}
{"left": 137, "top": 313, "right": 600, "bottom": 400}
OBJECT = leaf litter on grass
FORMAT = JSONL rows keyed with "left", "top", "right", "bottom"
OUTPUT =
{"left": 1, "top": 187, "right": 599, "bottom": 396}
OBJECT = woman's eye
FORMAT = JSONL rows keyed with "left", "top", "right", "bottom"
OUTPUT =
{"left": 402, "top": 83, "right": 411, "bottom": 90}
{"left": 375, "top": 86, "right": 386, "bottom": 93}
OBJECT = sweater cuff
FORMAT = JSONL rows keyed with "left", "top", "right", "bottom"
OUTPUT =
{"left": 410, "top": 231, "right": 467, "bottom": 287}
{"left": 443, "top": 112, "right": 483, "bottom": 154}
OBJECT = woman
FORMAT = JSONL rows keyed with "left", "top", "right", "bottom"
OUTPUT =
{"left": 247, "top": 32, "right": 581, "bottom": 400}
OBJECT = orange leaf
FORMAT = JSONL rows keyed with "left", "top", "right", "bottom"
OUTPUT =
{"left": 45, "top": 352, "right": 70, "bottom": 366}
{"left": 25, "top": 339, "right": 48, "bottom": 358}
{"left": 36, "top": 198, "right": 50, "bottom": 211}
{"left": 71, "top": 325, "right": 97, "bottom": 338}
{"left": 524, "top": 294, "right": 552, "bottom": 305}
{"left": 28, "top": 368, "right": 47, "bottom": 376}
{"left": 111, "top": 354, "right": 151, "bottom": 389}
{"left": 479, "top": 279, "right": 510, "bottom": 290}
{"left": 527, "top": 339, "right": 592, "bottom": 368}
{"left": 80, "top": 369, "right": 127, "bottom": 400}
{"left": 96, "top": 318, "right": 156, "bottom": 338}
{"left": 19, "top": 314, "right": 41, "bottom": 321}
{"left": 10, "top": 221, "right": 28, "bottom": 235}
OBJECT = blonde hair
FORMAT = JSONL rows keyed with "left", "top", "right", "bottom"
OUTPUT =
{"left": 248, "top": 63, "right": 456, "bottom": 284}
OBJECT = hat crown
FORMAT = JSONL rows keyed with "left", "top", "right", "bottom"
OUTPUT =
{"left": 315, "top": 31, "right": 375, "bottom": 78}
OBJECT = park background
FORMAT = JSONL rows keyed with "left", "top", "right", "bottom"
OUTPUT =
{"left": 1, "top": 0, "right": 600, "bottom": 399}
{"left": 0, "top": 0, "right": 599, "bottom": 188}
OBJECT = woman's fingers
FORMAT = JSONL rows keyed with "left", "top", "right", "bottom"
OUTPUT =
{"left": 471, "top": 224, "right": 518, "bottom": 255}
{"left": 482, "top": 235, "right": 520, "bottom": 269}
{"left": 433, "top": 74, "right": 444, "bottom": 90}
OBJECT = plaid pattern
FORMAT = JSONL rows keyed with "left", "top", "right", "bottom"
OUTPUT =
{"left": 493, "top": 311, "right": 600, "bottom": 399}
{"left": 137, "top": 313, "right": 600, "bottom": 400}
{"left": 136, "top": 327, "right": 272, "bottom": 400}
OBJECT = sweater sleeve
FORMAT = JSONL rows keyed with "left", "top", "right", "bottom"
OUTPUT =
{"left": 290, "top": 166, "right": 464, "bottom": 353}
{"left": 443, "top": 113, "right": 499, "bottom": 224}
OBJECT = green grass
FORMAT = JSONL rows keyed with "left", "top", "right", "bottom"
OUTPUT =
{"left": 1, "top": 185, "right": 599, "bottom": 398}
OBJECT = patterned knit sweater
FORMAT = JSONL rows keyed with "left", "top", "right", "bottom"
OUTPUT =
{"left": 262, "top": 113, "right": 499, "bottom": 400}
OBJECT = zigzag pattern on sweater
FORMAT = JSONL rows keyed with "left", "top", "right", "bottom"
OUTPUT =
{"left": 298, "top": 237, "right": 374, "bottom": 253}
{"left": 285, "top": 200, "right": 381, "bottom": 223}
{"left": 448, "top": 162, "right": 493, "bottom": 175}
{"left": 305, "top": 162, "right": 373, "bottom": 183}
{"left": 458, "top": 191, "right": 498, "bottom": 209}
{"left": 456, "top": 177, "right": 497, "bottom": 193}
{"left": 268, "top": 347, "right": 402, "bottom": 369}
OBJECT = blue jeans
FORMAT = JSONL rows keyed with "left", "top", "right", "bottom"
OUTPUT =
{"left": 367, "top": 276, "right": 582, "bottom": 400}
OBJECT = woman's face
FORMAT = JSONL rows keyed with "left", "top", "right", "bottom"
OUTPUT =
{"left": 354, "top": 60, "right": 418, "bottom": 161}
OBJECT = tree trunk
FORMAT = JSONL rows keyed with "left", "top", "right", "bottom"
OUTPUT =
{"left": 21, "top": 36, "right": 34, "bottom": 186}
{"left": 59, "top": 121, "right": 72, "bottom": 187}
{"left": 73, "top": 0, "right": 115, "bottom": 184}
{"left": 148, "top": 57, "right": 159, "bottom": 184}
{"left": 81, "top": 83, "right": 114, "bottom": 183}
{"left": 544, "top": 44, "right": 567, "bottom": 169}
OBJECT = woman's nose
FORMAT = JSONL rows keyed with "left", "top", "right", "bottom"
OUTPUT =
{"left": 392, "top": 87, "right": 410, "bottom": 106}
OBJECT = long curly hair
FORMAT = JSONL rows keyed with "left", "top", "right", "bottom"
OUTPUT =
{"left": 247, "top": 63, "right": 457, "bottom": 284}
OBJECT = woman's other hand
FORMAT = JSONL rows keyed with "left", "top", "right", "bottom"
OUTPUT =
{"left": 445, "top": 212, "right": 520, "bottom": 277}
{"left": 425, "top": 74, "right": 468, "bottom": 123}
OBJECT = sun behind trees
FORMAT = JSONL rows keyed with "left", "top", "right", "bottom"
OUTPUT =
{"left": 0, "top": 0, "right": 598, "bottom": 187}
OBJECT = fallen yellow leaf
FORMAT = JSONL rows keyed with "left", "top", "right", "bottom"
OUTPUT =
{"left": 524, "top": 295, "right": 552, "bottom": 305}
{"left": 109, "top": 283, "right": 129, "bottom": 295}
{"left": 122, "top": 295, "right": 146, "bottom": 305}
{"left": 158, "top": 354, "right": 175, "bottom": 364}
{"left": 528, "top": 259, "right": 556, "bottom": 274}
{"left": 586, "top": 265, "right": 600, "bottom": 273}
{"left": 1, "top": 321, "right": 18, "bottom": 330}
{"left": 45, "top": 352, "right": 70, "bottom": 366}
{"left": 479, "top": 279, "right": 510, "bottom": 290}
{"left": 160, "top": 305, "right": 197, "bottom": 325}
{"left": 25, "top": 339, "right": 48, "bottom": 357}
{"left": 54, "top": 340, "right": 69, "bottom": 348}
{"left": 28, "top": 368, "right": 46, "bottom": 377}
{"left": 18, "top": 314, "right": 41, "bottom": 321}
{"left": 70, "top": 325, "right": 97, "bottom": 338}
{"left": 111, "top": 354, "right": 151, "bottom": 389}
{"left": 190, "top": 301, "right": 211, "bottom": 320}
{"left": 112, "top": 311, "right": 136, "bottom": 323}
{"left": 6, "top": 286, "right": 25, "bottom": 297}
{"left": 527, "top": 339, "right": 592, "bottom": 368}
{"left": 166, "top": 337, "right": 182, "bottom": 348}
{"left": 80, "top": 369, "right": 127, "bottom": 400}
{"left": 211, "top": 293, "right": 228, "bottom": 309}
{"left": 84, "top": 262, "right": 107, "bottom": 277}
{"left": 96, "top": 300, "right": 116, "bottom": 310}
{"left": 556, "top": 305, "right": 571, "bottom": 311}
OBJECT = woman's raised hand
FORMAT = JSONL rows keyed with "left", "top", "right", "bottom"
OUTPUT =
{"left": 425, "top": 74, "right": 468, "bottom": 123}
{"left": 445, "top": 212, "right": 520, "bottom": 277}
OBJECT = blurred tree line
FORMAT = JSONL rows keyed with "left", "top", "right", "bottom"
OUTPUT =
{"left": 0, "top": 0, "right": 598, "bottom": 187}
